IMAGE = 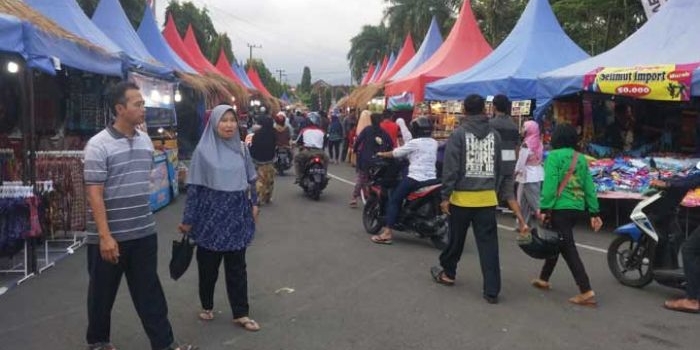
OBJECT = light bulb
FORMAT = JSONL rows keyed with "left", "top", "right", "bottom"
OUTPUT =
{"left": 174, "top": 90, "right": 182, "bottom": 102}
{"left": 150, "top": 90, "right": 161, "bottom": 103}
{"left": 158, "top": 127, "right": 164, "bottom": 134}
{"left": 6, "top": 61, "right": 18, "bottom": 74}
{"left": 163, "top": 95, "right": 171, "bottom": 104}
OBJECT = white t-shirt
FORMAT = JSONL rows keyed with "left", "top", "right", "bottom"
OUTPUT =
{"left": 515, "top": 147, "right": 544, "bottom": 183}
{"left": 392, "top": 137, "right": 438, "bottom": 182}
{"left": 298, "top": 128, "right": 325, "bottom": 149}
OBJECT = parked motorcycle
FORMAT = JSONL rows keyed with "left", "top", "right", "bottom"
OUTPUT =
{"left": 362, "top": 158, "right": 448, "bottom": 250}
{"left": 298, "top": 152, "right": 329, "bottom": 200}
{"left": 274, "top": 147, "right": 292, "bottom": 175}
{"left": 607, "top": 183, "right": 689, "bottom": 289}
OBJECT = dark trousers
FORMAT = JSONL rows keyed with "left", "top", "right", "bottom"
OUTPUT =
{"left": 683, "top": 227, "right": 700, "bottom": 299}
{"left": 439, "top": 205, "right": 501, "bottom": 297}
{"left": 87, "top": 235, "right": 174, "bottom": 350}
{"left": 328, "top": 140, "right": 342, "bottom": 160}
{"left": 539, "top": 209, "right": 592, "bottom": 293}
{"left": 385, "top": 177, "right": 422, "bottom": 227}
{"left": 196, "top": 246, "right": 249, "bottom": 318}
{"left": 341, "top": 139, "right": 349, "bottom": 162}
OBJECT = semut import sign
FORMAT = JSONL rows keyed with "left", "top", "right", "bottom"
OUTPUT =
{"left": 641, "top": 0, "right": 669, "bottom": 19}
{"left": 583, "top": 63, "right": 700, "bottom": 101}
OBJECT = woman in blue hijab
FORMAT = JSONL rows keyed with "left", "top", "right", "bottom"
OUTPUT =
{"left": 178, "top": 104, "right": 261, "bottom": 331}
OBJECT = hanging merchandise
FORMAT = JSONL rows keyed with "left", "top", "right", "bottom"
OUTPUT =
{"left": 35, "top": 151, "right": 86, "bottom": 233}
{"left": 65, "top": 72, "right": 110, "bottom": 134}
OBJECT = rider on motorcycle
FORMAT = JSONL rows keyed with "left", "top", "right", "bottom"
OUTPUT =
{"left": 370, "top": 116, "right": 438, "bottom": 245}
{"left": 294, "top": 113, "right": 329, "bottom": 183}
{"left": 274, "top": 112, "right": 292, "bottom": 148}
{"left": 651, "top": 175, "right": 700, "bottom": 313}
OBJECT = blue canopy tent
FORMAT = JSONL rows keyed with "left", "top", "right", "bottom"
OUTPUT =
{"left": 231, "top": 60, "right": 256, "bottom": 90}
{"left": 426, "top": 0, "right": 588, "bottom": 101}
{"left": 536, "top": 0, "right": 700, "bottom": 117}
{"left": 0, "top": 13, "right": 54, "bottom": 73}
{"left": 25, "top": 0, "right": 169, "bottom": 78}
{"left": 280, "top": 92, "right": 290, "bottom": 104}
{"left": 91, "top": 0, "right": 171, "bottom": 78}
{"left": 137, "top": 7, "right": 196, "bottom": 74}
{"left": 389, "top": 17, "right": 443, "bottom": 82}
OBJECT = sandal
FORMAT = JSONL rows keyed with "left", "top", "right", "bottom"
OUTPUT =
{"left": 349, "top": 199, "right": 358, "bottom": 208}
{"left": 87, "top": 343, "right": 116, "bottom": 350}
{"left": 430, "top": 266, "right": 455, "bottom": 286}
{"left": 531, "top": 279, "right": 551, "bottom": 290}
{"left": 569, "top": 291, "right": 597, "bottom": 307}
{"left": 198, "top": 309, "right": 215, "bottom": 321}
{"left": 233, "top": 317, "right": 261, "bottom": 332}
{"left": 370, "top": 235, "right": 393, "bottom": 245}
{"left": 664, "top": 299, "right": 700, "bottom": 314}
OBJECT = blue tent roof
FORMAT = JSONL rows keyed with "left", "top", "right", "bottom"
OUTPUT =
{"left": 91, "top": 0, "right": 171, "bottom": 78}
{"left": 382, "top": 52, "right": 397, "bottom": 79}
{"left": 389, "top": 17, "right": 443, "bottom": 82}
{"left": 280, "top": 92, "right": 290, "bottom": 103}
{"left": 426, "top": 0, "right": 588, "bottom": 101}
{"left": 0, "top": 14, "right": 27, "bottom": 57}
{"left": 136, "top": 6, "right": 196, "bottom": 74}
{"left": 368, "top": 59, "right": 382, "bottom": 83}
{"left": 536, "top": 0, "right": 700, "bottom": 115}
{"left": 231, "top": 61, "right": 256, "bottom": 90}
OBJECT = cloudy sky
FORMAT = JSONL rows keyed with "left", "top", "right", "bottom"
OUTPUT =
{"left": 154, "top": 0, "right": 386, "bottom": 86}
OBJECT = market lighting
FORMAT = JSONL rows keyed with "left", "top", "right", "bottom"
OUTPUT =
{"left": 157, "top": 127, "right": 164, "bottom": 134}
{"left": 233, "top": 105, "right": 238, "bottom": 111}
{"left": 231, "top": 96, "right": 236, "bottom": 102}
{"left": 174, "top": 90, "right": 182, "bottom": 102}
{"left": 150, "top": 90, "right": 161, "bottom": 103}
{"left": 6, "top": 61, "right": 18, "bottom": 74}
{"left": 163, "top": 95, "right": 171, "bottom": 105}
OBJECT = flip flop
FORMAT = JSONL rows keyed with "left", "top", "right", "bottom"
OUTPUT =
{"left": 233, "top": 318, "right": 261, "bottom": 332}
{"left": 430, "top": 266, "right": 455, "bottom": 286}
{"left": 664, "top": 299, "right": 700, "bottom": 314}
{"left": 198, "top": 310, "right": 215, "bottom": 321}
{"left": 569, "top": 292, "right": 597, "bottom": 307}
{"left": 370, "top": 235, "right": 393, "bottom": 245}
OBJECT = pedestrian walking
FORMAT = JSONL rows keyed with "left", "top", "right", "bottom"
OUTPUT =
{"left": 342, "top": 112, "right": 357, "bottom": 162}
{"left": 350, "top": 111, "right": 393, "bottom": 208}
{"left": 84, "top": 81, "right": 196, "bottom": 350}
{"left": 530, "top": 124, "right": 603, "bottom": 307}
{"left": 178, "top": 104, "right": 261, "bottom": 332}
{"left": 250, "top": 115, "right": 277, "bottom": 205}
{"left": 431, "top": 94, "right": 503, "bottom": 304}
{"left": 327, "top": 113, "right": 344, "bottom": 164}
{"left": 515, "top": 120, "right": 544, "bottom": 229}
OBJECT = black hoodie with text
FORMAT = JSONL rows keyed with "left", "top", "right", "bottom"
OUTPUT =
{"left": 441, "top": 115, "right": 502, "bottom": 201}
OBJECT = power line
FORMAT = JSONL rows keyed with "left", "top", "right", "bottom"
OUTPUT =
{"left": 247, "top": 43, "right": 262, "bottom": 64}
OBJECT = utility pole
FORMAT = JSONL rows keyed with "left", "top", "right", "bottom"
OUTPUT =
{"left": 246, "top": 43, "right": 262, "bottom": 65}
{"left": 275, "top": 69, "right": 286, "bottom": 83}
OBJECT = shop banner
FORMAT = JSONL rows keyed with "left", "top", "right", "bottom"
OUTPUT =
{"left": 388, "top": 92, "right": 414, "bottom": 111}
{"left": 583, "top": 63, "right": 699, "bottom": 101}
{"left": 640, "top": 0, "right": 668, "bottom": 19}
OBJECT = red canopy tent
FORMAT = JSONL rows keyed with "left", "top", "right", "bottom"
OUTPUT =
{"left": 214, "top": 49, "right": 246, "bottom": 87}
{"left": 247, "top": 66, "right": 273, "bottom": 98}
{"left": 360, "top": 62, "right": 376, "bottom": 86}
{"left": 162, "top": 13, "right": 205, "bottom": 73}
{"left": 183, "top": 24, "right": 226, "bottom": 75}
{"left": 384, "top": 1, "right": 492, "bottom": 102}
{"left": 368, "top": 55, "right": 389, "bottom": 84}
{"left": 378, "top": 34, "right": 416, "bottom": 83}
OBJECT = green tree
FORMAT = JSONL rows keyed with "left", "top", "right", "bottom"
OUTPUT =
{"left": 347, "top": 24, "right": 391, "bottom": 83}
{"left": 165, "top": 1, "right": 235, "bottom": 63}
{"left": 383, "top": 0, "right": 462, "bottom": 48}
{"left": 299, "top": 67, "right": 312, "bottom": 94}
{"left": 77, "top": 0, "right": 146, "bottom": 28}
{"left": 472, "top": 0, "right": 528, "bottom": 47}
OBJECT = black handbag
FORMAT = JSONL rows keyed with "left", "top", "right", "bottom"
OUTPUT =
{"left": 169, "top": 234, "right": 194, "bottom": 280}
{"left": 518, "top": 152, "right": 580, "bottom": 260}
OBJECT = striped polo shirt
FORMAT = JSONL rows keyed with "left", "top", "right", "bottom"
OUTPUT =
{"left": 84, "top": 125, "right": 155, "bottom": 243}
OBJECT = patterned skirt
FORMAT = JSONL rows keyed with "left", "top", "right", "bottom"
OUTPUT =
{"left": 256, "top": 163, "right": 276, "bottom": 205}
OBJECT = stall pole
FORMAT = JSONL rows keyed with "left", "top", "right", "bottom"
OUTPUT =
{"left": 24, "top": 67, "right": 38, "bottom": 274}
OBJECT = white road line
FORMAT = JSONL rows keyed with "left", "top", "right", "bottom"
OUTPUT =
{"left": 329, "top": 172, "right": 608, "bottom": 255}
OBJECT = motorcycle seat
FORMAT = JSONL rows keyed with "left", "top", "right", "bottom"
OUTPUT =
{"left": 407, "top": 183, "right": 442, "bottom": 201}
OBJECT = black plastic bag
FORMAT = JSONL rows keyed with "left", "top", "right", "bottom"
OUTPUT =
{"left": 169, "top": 234, "right": 194, "bottom": 280}
{"left": 517, "top": 224, "right": 561, "bottom": 260}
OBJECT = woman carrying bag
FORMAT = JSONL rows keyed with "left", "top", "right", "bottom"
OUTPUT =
{"left": 178, "top": 104, "right": 261, "bottom": 331}
{"left": 531, "top": 124, "right": 603, "bottom": 307}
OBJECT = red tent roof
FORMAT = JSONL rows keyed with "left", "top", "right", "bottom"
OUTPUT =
{"left": 369, "top": 55, "right": 389, "bottom": 84}
{"left": 215, "top": 49, "right": 246, "bottom": 86}
{"left": 162, "top": 13, "right": 204, "bottom": 73}
{"left": 379, "top": 34, "right": 416, "bottom": 83}
{"left": 247, "top": 66, "right": 273, "bottom": 98}
{"left": 360, "top": 63, "right": 376, "bottom": 86}
{"left": 183, "top": 24, "right": 223, "bottom": 74}
{"left": 384, "top": 1, "right": 492, "bottom": 101}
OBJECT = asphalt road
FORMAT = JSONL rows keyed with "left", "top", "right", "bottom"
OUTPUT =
{"left": 0, "top": 162, "right": 697, "bottom": 350}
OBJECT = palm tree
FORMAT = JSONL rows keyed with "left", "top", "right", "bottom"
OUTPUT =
{"left": 347, "top": 24, "right": 392, "bottom": 84}
{"left": 382, "top": 0, "right": 462, "bottom": 48}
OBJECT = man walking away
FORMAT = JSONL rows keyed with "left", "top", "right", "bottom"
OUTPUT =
{"left": 84, "top": 81, "right": 196, "bottom": 350}
{"left": 431, "top": 94, "right": 503, "bottom": 304}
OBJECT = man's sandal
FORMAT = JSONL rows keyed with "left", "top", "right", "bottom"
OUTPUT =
{"left": 198, "top": 310, "right": 215, "bottom": 321}
{"left": 430, "top": 266, "right": 455, "bottom": 286}
{"left": 233, "top": 317, "right": 261, "bottom": 332}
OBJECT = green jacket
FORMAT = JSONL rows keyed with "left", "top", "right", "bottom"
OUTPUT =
{"left": 540, "top": 148, "right": 600, "bottom": 214}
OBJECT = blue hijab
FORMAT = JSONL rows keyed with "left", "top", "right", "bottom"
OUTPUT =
{"left": 187, "top": 105, "right": 256, "bottom": 192}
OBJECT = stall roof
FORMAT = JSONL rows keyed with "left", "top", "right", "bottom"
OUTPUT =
{"left": 136, "top": 6, "right": 196, "bottom": 74}
{"left": 380, "top": 34, "right": 416, "bottom": 83}
{"left": 360, "top": 63, "right": 375, "bottom": 86}
{"left": 369, "top": 56, "right": 388, "bottom": 84}
{"left": 232, "top": 60, "right": 256, "bottom": 90}
{"left": 162, "top": 14, "right": 203, "bottom": 72}
{"left": 377, "top": 51, "right": 397, "bottom": 83}
{"left": 537, "top": 0, "right": 700, "bottom": 114}
{"left": 386, "top": 17, "right": 443, "bottom": 83}
{"left": 91, "top": 0, "right": 171, "bottom": 78}
{"left": 385, "top": 1, "right": 492, "bottom": 102}
{"left": 247, "top": 66, "right": 273, "bottom": 98}
{"left": 426, "top": 0, "right": 588, "bottom": 101}
{"left": 214, "top": 49, "right": 246, "bottom": 87}
{"left": 182, "top": 24, "right": 224, "bottom": 75}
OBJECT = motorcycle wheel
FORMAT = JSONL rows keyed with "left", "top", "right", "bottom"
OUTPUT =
{"left": 362, "top": 197, "right": 382, "bottom": 235}
{"left": 607, "top": 235, "right": 654, "bottom": 288}
{"left": 430, "top": 220, "right": 449, "bottom": 250}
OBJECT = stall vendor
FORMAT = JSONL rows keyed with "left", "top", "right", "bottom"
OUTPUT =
{"left": 604, "top": 103, "right": 637, "bottom": 151}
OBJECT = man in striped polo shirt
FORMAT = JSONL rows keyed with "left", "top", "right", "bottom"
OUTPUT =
{"left": 84, "top": 82, "right": 195, "bottom": 350}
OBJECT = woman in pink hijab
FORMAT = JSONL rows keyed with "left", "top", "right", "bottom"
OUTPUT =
{"left": 514, "top": 120, "right": 544, "bottom": 229}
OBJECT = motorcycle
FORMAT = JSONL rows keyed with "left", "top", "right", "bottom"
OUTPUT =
{"left": 607, "top": 183, "right": 689, "bottom": 289}
{"left": 274, "top": 147, "right": 293, "bottom": 175}
{"left": 298, "top": 150, "right": 329, "bottom": 200}
{"left": 362, "top": 157, "right": 449, "bottom": 250}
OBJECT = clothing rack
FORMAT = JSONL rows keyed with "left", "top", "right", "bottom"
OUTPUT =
{"left": 0, "top": 185, "right": 37, "bottom": 288}
{"left": 35, "top": 150, "right": 84, "bottom": 158}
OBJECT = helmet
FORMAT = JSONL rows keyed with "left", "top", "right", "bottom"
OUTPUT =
{"left": 307, "top": 112, "right": 321, "bottom": 126}
{"left": 260, "top": 106, "right": 267, "bottom": 114}
{"left": 410, "top": 116, "right": 433, "bottom": 138}
{"left": 517, "top": 226, "right": 560, "bottom": 259}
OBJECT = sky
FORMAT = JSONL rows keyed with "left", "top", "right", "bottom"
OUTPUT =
{"left": 154, "top": 0, "right": 386, "bottom": 86}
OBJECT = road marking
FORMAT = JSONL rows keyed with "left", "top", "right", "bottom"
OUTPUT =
{"left": 329, "top": 172, "right": 608, "bottom": 255}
